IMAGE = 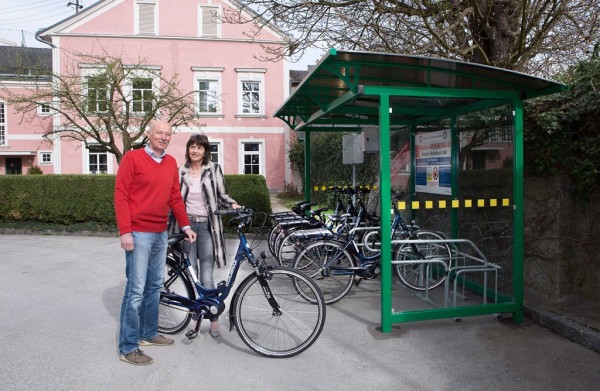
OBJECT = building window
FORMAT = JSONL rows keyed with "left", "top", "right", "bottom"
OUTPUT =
{"left": 131, "top": 78, "right": 154, "bottom": 113}
{"left": 38, "top": 103, "right": 52, "bottom": 116}
{"left": 236, "top": 69, "right": 266, "bottom": 116}
{"left": 39, "top": 152, "right": 53, "bottom": 164}
{"left": 192, "top": 67, "right": 223, "bottom": 116}
{"left": 240, "top": 141, "right": 264, "bottom": 175}
{"left": 485, "top": 127, "right": 513, "bottom": 142}
{"left": 241, "top": 81, "right": 261, "bottom": 114}
{"left": 88, "top": 145, "right": 109, "bottom": 174}
{"left": 198, "top": 80, "right": 219, "bottom": 114}
{"left": 86, "top": 75, "right": 109, "bottom": 113}
{"left": 136, "top": 1, "right": 157, "bottom": 35}
{"left": 210, "top": 142, "right": 221, "bottom": 165}
{"left": 0, "top": 102, "right": 6, "bottom": 146}
{"left": 199, "top": 5, "right": 219, "bottom": 37}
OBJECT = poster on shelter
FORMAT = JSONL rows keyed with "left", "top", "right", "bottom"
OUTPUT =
{"left": 415, "top": 129, "right": 452, "bottom": 195}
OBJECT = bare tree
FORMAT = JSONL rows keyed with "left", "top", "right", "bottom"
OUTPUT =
{"left": 3, "top": 48, "right": 201, "bottom": 164}
{"left": 224, "top": 0, "right": 599, "bottom": 76}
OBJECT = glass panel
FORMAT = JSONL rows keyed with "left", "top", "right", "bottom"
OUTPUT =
{"left": 198, "top": 80, "right": 218, "bottom": 113}
{"left": 0, "top": 102, "right": 5, "bottom": 145}
{"left": 242, "top": 81, "right": 260, "bottom": 114}
{"left": 209, "top": 143, "right": 219, "bottom": 162}
{"left": 87, "top": 76, "right": 108, "bottom": 113}
{"left": 243, "top": 143, "right": 260, "bottom": 175}
{"left": 132, "top": 78, "right": 153, "bottom": 112}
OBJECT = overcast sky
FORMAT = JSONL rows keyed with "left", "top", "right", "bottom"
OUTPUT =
{"left": 0, "top": 0, "right": 321, "bottom": 70}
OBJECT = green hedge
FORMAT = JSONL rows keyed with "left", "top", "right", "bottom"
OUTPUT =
{"left": 0, "top": 175, "right": 116, "bottom": 224}
{"left": 0, "top": 174, "right": 271, "bottom": 231}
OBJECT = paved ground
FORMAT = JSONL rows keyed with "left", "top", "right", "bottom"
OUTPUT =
{"left": 1, "top": 232, "right": 600, "bottom": 391}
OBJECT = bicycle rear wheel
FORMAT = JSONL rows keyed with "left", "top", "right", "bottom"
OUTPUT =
{"left": 231, "top": 266, "right": 326, "bottom": 358}
{"left": 158, "top": 255, "right": 195, "bottom": 334}
{"left": 393, "top": 231, "right": 451, "bottom": 291}
{"left": 276, "top": 227, "right": 307, "bottom": 267}
{"left": 292, "top": 240, "right": 355, "bottom": 304}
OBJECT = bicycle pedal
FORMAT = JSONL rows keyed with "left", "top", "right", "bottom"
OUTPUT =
{"left": 186, "top": 329, "right": 199, "bottom": 339}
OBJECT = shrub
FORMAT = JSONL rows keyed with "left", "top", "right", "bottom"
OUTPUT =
{"left": 27, "top": 165, "right": 43, "bottom": 175}
{"left": 0, "top": 174, "right": 271, "bottom": 232}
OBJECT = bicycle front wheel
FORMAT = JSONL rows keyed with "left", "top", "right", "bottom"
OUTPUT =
{"left": 158, "top": 256, "right": 195, "bottom": 334}
{"left": 292, "top": 240, "right": 355, "bottom": 304}
{"left": 393, "top": 231, "right": 451, "bottom": 291}
{"left": 231, "top": 266, "right": 326, "bottom": 358}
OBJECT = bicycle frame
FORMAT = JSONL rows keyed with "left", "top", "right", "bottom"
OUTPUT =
{"left": 161, "top": 211, "right": 276, "bottom": 335}
{"left": 319, "top": 195, "right": 418, "bottom": 278}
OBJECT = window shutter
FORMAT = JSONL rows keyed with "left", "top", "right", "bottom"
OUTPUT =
{"left": 138, "top": 3, "right": 155, "bottom": 35}
{"left": 201, "top": 6, "right": 218, "bottom": 37}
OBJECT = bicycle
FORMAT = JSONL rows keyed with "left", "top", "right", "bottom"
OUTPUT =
{"left": 292, "top": 192, "right": 452, "bottom": 304}
{"left": 274, "top": 186, "right": 378, "bottom": 267}
{"left": 158, "top": 207, "right": 326, "bottom": 358}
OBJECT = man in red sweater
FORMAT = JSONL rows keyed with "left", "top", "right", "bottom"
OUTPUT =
{"left": 114, "top": 120, "right": 196, "bottom": 365}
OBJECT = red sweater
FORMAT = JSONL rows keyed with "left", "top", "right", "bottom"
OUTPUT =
{"left": 114, "top": 148, "right": 190, "bottom": 235}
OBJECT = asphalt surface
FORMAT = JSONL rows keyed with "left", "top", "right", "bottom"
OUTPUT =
{"left": 1, "top": 233, "right": 600, "bottom": 391}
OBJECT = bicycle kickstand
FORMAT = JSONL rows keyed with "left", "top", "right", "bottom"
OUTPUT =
{"left": 186, "top": 311, "right": 205, "bottom": 339}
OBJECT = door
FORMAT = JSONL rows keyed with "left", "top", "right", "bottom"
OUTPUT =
{"left": 6, "top": 158, "right": 22, "bottom": 175}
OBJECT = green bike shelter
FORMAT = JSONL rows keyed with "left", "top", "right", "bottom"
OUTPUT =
{"left": 275, "top": 49, "right": 566, "bottom": 332}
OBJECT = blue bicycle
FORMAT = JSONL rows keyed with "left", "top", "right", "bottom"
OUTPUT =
{"left": 292, "top": 193, "right": 451, "bottom": 304}
{"left": 158, "top": 208, "right": 326, "bottom": 358}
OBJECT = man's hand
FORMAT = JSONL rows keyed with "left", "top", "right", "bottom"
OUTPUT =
{"left": 184, "top": 228, "right": 197, "bottom": 242}
{"left": 120, "top": 232, "right": 134, "bottom": 251}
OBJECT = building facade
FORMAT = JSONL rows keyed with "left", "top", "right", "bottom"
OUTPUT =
{"left": 0, "top": 0, "right": 291, "bottom": 190}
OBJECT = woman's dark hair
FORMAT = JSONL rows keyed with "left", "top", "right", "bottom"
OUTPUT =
{"left": 185, "top": 134, "right": 211, "bottom": 166}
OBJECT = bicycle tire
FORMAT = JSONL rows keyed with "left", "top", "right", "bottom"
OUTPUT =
{"left": 231, "top": 266, "right": 326, "bottom": 358}
{"left": 267, "top": 224, "right": 283, "bottom": 257}
{"left": 158, "top": 255, "right": 195, "bottom": 334}
{"left": 275, "top": 226, "right": 309, "bottom": 267}
{"left": 292, "top": 239, "right": 356, "bottom": 304}
{"left": 393, "top": 231, "right": 451, "bottom": 291}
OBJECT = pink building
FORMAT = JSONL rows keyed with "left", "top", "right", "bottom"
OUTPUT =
{"left": 0, "top": 0, "right": 292, "bottom": 190}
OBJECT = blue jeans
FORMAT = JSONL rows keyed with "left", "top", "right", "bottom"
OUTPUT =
{"left": 184, "top": 221, "right": 215, "bottom": 289}
{"left": 118, "top": 231, "right": 168, "bottom": 355}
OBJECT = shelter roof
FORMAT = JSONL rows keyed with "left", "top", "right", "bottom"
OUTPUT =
{"left": 275, "top": 49, "right": 567, "bottom": 131}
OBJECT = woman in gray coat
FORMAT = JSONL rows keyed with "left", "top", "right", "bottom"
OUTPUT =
{"left": 179, "top": 134, "right": 240, "bottom": 337}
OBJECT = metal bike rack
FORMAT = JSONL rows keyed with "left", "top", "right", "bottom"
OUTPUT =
{"left": 389, "top": 238, "right": 501, "bottom": 309}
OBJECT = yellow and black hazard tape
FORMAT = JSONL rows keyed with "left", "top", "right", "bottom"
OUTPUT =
{"left": 396, "top": 198, "right": 511, "bottom": 210}
{"left": 313, "top": 185, "right": 378, "bottom": 192}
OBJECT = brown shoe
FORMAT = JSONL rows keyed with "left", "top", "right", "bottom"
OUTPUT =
{"left": 120, "top": 349, "right": 153, "bottom": 365}
{"left": 139, "top": 334, "right": 174, "bottom": 346}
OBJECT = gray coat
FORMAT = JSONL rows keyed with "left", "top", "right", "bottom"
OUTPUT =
{"left": 178, "top": 162, "right": 237, "bottom": 268}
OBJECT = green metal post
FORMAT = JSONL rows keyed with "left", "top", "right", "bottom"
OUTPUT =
{"left": 379, "top": 94, "right": 392, "bottom": 332}
{"left": 512, "top": 101, "right": 525, "bottom": 323}
{"left": 303, "top": 131, "right": 312, "bottom": 202}
{"left": 450, "top": 116, "right": 459, "bottom": 239}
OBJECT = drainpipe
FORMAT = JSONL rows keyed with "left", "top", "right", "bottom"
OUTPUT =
{"left": 34, "top": 29, "right": 56, "bottom": 48}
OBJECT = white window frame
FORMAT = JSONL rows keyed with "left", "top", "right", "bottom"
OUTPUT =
{"left": 198, "top": 5, "right": 221, "bottom": 38}
{"left": 0, "top": 101, "right": 6, "bottom": 146}
{"left": 209, "top": 139, "right": 223, "bottom": 167}
{"left": 123, "top": 68, "right": 160, "bottom": 115}
{"left": 192, "top": 67, "right": 223, "bottom": 116}
{"left": 131, "top": 77, "right": 154, "bottom": 113}
{"left": 238, "top": 139, "right": 265, "bottom": 175}
{"left": 135, "top": 1, "right": 158, "bottom": 35}
{"left": 37, "top": 102, "right": 52, "bottom": 116}
{"left": 80, "top": 67, "right": 110, "bottom": 115}
{"left": 84, "top": 144, "right": 113, "bottom": 175}
{"left": 236, "top": 68, "right": 266, "bottom": 116}
{"left": 38, "top": 151, "right": 53, "bottom": 165}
